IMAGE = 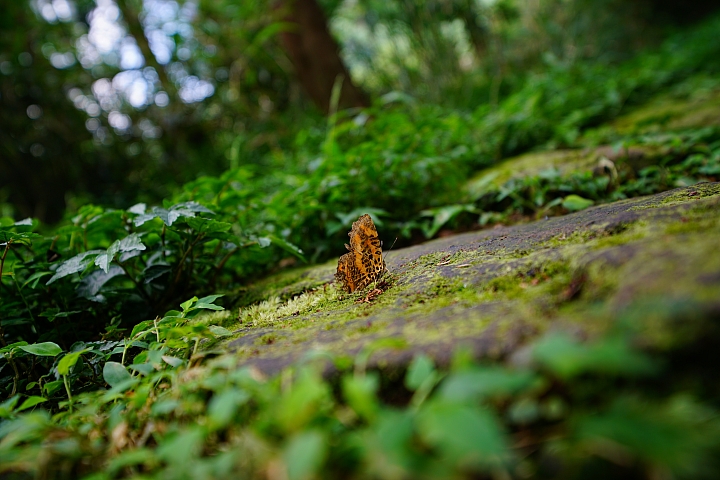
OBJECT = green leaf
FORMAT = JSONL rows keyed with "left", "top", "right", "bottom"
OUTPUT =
{"left": 439, "top": 367, "right": 536, "bottom": 403}
{"left": 197, "top": 294, "right": 223, "bottom": 304}
{"left": 0, "top": 395, "right": 20, "bottom": 418}
{"left": 103, "top": 361, "right": 132, "bottom": 387}
{"left": 47, "top": 250, "right": 104, "bottom": 284}
{"left": 0, "top": 230, "right": 42, "bottom": 245}
{"left": 16, "top": 396, "right": 47, "bottom": 412}
{"left": 143, "top": 264, "right": 171, "bottom": 284}
{"left": 0, "top": 341, "right": 29, "bottom": 355}
{"left": 134, "top": 202, "right": 214, "bottom": 227}
{"left": 208, "top": 325, "right": 232, "bottom": 337}
{"left": 417, "top": 401, "right": 509, "bottom": 466}
{"left": 38, "top": 309, "right": 81, "bottom": 322}
{"left": 22, "top": 271, "right": 52, "bottom": 289}
{"left": 57, "top": 349, "right": 88, "bottom": 375}
{"left": 186, "top": 217, "right": 232, "bottom": 234}
{"left": 266, "top": 235, "right": 306, "bottom": 262}
{"left": 420, "top": 204, "right": 475, "bottom": 238}
{"left": 117, "top": 233, "right": 146, "bottom": 253}
{"left": 156, "top": 427, "right": 206, "bottom": 465}
{"left": 195, "top": 303, "right": 224, "bottom": 311}
{"left": 76, "top": 265, "right": 125, "bottom": 298}
{"left": 151, "top": 399, "right": 180, "bottom": 416}
{"left": 342, "top": 373, "right": 379, "bottom": 421}
{"left": 562, "top": 194, "right": 594, "bottom": 211}
{"left": 127, "top": 203, "right": 146, "bottom": 215}
{"left": 43, "top": 380, "right": 64, "bottom": 396}
{"left": 180, "top": 297, "right": 198, "bottom": 312}
{"left": 94, "top": 239, "right": 121, "bottom": 273}
{"left": 130, "top": 320, "right": 154, "bottom": 338}
{"left": 405, "top": 354, "right": 436, "bottom": 391}
{"left": 208, "top": 388, "right": 250, "bottom": 430}
{"left": 283, "top": 430, "right": 328, "bottom": 480}
{"left": 194, "top": 294, "right": 225, "bottom": 312}
{"left": 128, "top": 363, "right": 155, "bottom": 376}
{"left": 107, "top": 448, "right": 155, "bottom": 477}
{"left": 161, "top": 355, "right": 184, "bottom": 368}
{"left": 532, "top": 333, "right": 656, "bottom": 379}
{"left": 18, "top": 342, "right": 62, "bottom": 357}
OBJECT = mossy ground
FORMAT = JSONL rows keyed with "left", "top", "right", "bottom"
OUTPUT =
{"left": 216, "top": 182, "right": 720, "bottom": 375}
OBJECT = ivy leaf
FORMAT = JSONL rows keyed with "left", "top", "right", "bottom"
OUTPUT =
{"left": 0, "top": 230, "right": 43, "bottom": 246}
{"left": 94, "top": 234, "right": 146, "bottom": 274}
{"left": 77, "top": 265, "right": 125, "bottom": 299}
{"left": 133, "top": 202, "right": 214, "bottom": 227}
{"left": 127, "top": 203, "right": 147, "bottom": 215}
{"left": 143, "top": 264, "right": 171, "bottom": 284}
{"left": 117, "top": 233, "right": 146, "bottom": 253}
{"left": 47, "top": 250, "right": 104, "bottom": 284}
{"left": 186, "top": 217, "right": 232, "bottom": 234}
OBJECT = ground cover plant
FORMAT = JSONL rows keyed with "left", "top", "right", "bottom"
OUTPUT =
{"left": 3, "top": 2, "right": 720, "bottom": 479}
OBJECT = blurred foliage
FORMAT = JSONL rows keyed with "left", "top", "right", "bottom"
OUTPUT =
{"left": 1, "top": 320, "right": 719, "bottom": 479}
{"left": 2, "top": 0, "right": 718, "bottom": 221}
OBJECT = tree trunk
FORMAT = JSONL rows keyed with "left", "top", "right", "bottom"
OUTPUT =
{"left": 276, "top": 0, "right": 369, "bottom": 114}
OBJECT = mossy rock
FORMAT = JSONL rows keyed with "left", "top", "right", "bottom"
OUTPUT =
{"left": 606, "top": 75, "right": 720, "bottom": 135}
{"left": 220, "top": 183, "right": 720, "bottom": 375}
{"left": 464, "top": 145, "right": 664, "bottom": 200}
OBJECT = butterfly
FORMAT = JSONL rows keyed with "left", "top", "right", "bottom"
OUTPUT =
{"left": 335, "top": 214, "right": 386, "bottom": 292}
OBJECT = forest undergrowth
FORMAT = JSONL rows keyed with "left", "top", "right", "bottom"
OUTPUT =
{"left": 2, "top": 13, "right": 720, "bottom": 480}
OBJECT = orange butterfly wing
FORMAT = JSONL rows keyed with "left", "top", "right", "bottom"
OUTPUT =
{"left": 335, "top": 214, "right": 386, "bottom": 292}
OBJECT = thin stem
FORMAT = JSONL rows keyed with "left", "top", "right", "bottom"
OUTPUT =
{"left": 192, "top": 337, "right": 200, "bottom": 358}
{"left": 171, "top": 233, "right": 206, "bottom": 287}
{"left": 212, "top": 247, "right": 239, "bottom": 278}
{"left": 0, "top": 242, "right": 11, "bottom": 347}
{"left": 63, "top": 374, "right": 73, "bottom": 410}
{"left": 161, "top": 225, "right": 167, "bottom": 260}
{"left": 0, "top": 241, "right": 10, "bottom": 281}
{"left": 121, "top": 339, "right": 129, "bottom": 366}
{"left": 117, "top": 260, "right": 152, "bottom": 302}
{"left": 8, "top": 354, "right": 20, "bottom": 396}
{"left": 13, "top": 276, "right": 37, "bottom": 334}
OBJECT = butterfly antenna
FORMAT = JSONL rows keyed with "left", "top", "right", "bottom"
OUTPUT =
{"left": 387, "top": 237, "right": 398, "bottom": 252}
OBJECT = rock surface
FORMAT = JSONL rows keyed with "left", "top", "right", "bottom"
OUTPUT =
{"left": 222, "top": 182, "right": 720, "bottom": 375}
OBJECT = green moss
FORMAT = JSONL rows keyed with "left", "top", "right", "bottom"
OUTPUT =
{"left": 632, "top": 182, "right": 720, "bottom": 210}
{"left": 605, "top": 76, "right": 720, "bottom": 135}
{"left": 234, "top": 260, "right": 337, "bottom": 307}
